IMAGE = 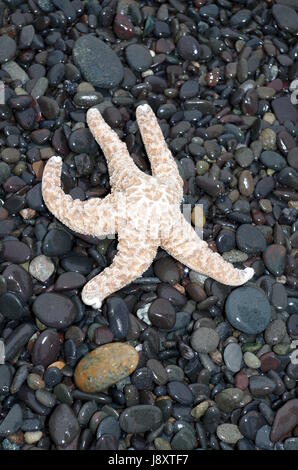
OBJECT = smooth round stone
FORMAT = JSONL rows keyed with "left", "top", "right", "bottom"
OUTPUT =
{"left": 179, "top": 80, "right": 199, "bottom": 100}
{"left": 223, "top": 343, "right": 243, "bottom": 373}
{"left": 272, "top": 5, "right": 298, "bottom": 34}
{"left": 287, "top": 314, "right": 298, "bottom": 337}
{"left": 49, "top": 404, "right": 80, "bottom": 448}
{"left": 61, "top": 254, "right": 93, "bottom": 275}
{"left": 171, "top": 427, "right": 196, "bottom": 450}
{"left": 225, "top": 286, "right": 271, "bottom": 334}
{"left": 0, "top": 292, "right": 25, "bottom": 320}
{"left": 0, "top": 404, "right": 23, "bottom": 437}
{"left": 167, "top": 381, "right": 193, "bottom": 406}
{"left": 239, "top": 170, "right": 254, "bottom": 196}
{"left": 131, "top": 367, "right": 153, "bottom": 390}
{"left": 235, "top": 147, "right": 254, "bottom": 167}
{"left": 249, "top": 375, "right": 276, "bottom": 397}
{"left": 190, "top": 327, "right": 219, "bottom": 353}
{"left": 216, "top": 424, "right": 243, "bottom": 444}
{"left": 74, "top": 343, "right": 138, "bottom": 393}
{"left": 1, "top": 240, "right": 31, "bottom": 263}
{"left": 68, "top": 128, "right": 98, "bottom": 155}
{"left": 0, "top": 36, "right": 16, "bottom": 64}
{"left": 243, "top": 352, "right": 261, "bottom": 369}
{"left": 29, "top": 255, "right": 55, "bottom": 282}
{"left": 236, "top": 224, "right": 267, "bottom": 254}
{"left": 215, "top": 388, "right": 244, "bottom": 412}
{"left": 154, "top": 257, "right": 179, "bottom": 284}
{"left": 255, "top": 425, "right": 274, "bottom": 450}
{"left": 96, "top": 434, "right": 118, "bottom": 450}
{"left": 147, "top": 359, "right": 168, "bottom": 385}
{"left": 73, "top": 35, "right": 123, "bottom": 88}
{"left": 33, "top": 293, "right": 77, "bottom": 329}
{"left": 3, "top": 264, "right": 33, "bottom": 302}
{"left": 125, "top": 44, "right": 152, "bottom": 72}
{"left": 239, "top": 411, "right": 266, "bottom": 441}
{"left": 148, "top": 298, "right": 176, "bottom": 330}
{"left": 106, "top": 296, "right": 129, "bottom": 340}
{"left": 42, "top": 229, "right": 73, "bottom": 257}
{"left": 263, "top": 244, "right": 286, "bottom": 276}
{"left": 177, "top": 35, "right": 200, "bottom": 60}
{"left": 54, "top": 272, "right": 86, "bottom": 291}
{"left": 157, "top": 284, "right": 186, "bottom": 306}
{"left": 44, "top": 367, "right": 62, "bottom": 388}
{"left": 119, "top": 405, "right": 163, "bottom": 433}
{"left": 96, "top": 416, "right": 120, "bottom": 440}
{"left": 32, "top": 328, "right": 60, "bottom": 367}
{"left": 265, "top": 319, "right": 286, "bottom": 346}
{"left": 260, "top": 151, "right": 286, "bottom": 170}
{"left": 271, "top": 399, "right": 298, "bottom": 442}
{"left": 166, "top": 365, "right": 184, "bottom": 382}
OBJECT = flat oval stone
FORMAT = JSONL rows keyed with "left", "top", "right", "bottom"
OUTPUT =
{"left": 271, "top": 399, "right": 298, "bottom": 442}
{"left": 74, "top": 343, "right": 138, "bottom": 393}
{"left": 236, "top": 224, "right": 267, "bottom": 254}
{"left": 0, "top": 292, "right": 25, "bottom": 320}
{"left": 191, "top": 327, "right": 219, "bottom": 353}
{"left": 42, "top": 229, "right": 73, "bottom": 257}
{"left": 119, "top": 405, "right": 163, "bottom": 433}
{"left": 49, "top": 404, "right": 80, "bottom": 448}
{"left": 125, "top": 44, "right": 153, "bottom": 72}
{"left": 148, "top": 298, "right": 176, "bottom": 330}
{"left": 0, "top": 404, "right": 23, "bottom": 437}
{"left": 263, "top": 244, "right": 286, "bottom": 276}
{"left": 106, "top": 296, "right": 129, "bottom": 339}
{"left": 2, "top": 240, "right": 31, "bottom": 263}
{"left": 3, "top": 264, "right": 33, "bottom": 301}
{"left": 73, "top": 35, "right": 123, "bottom": 89}
{"left": 225, "top": 286, "right": 272, "bottom": 334}
{"left": 32, "top": 328, "right": 61, "bottom": 367}
{"left": 224, "top": 343, "right": 243, "bottom": 373}
{"left": 32, "top": 293, "right": 77, "bottom": 329}
{"left": 167, "top": 381, "right": 193, "bottom": 405}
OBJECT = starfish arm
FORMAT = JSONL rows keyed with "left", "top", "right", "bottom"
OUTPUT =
{"left": 87, "top": 107, "right": 141, "bottom": 188}
{"left": 81, "top": 234, "right": 158, "bottom": 309}
{"left": 42, "top": 156, "right": 117, "bottom": 237}
{"left": 136, "top": 104, "right": 183, "bottom": 195}
{"left": 161, "top": 212, "right": 254, "bottom": 286}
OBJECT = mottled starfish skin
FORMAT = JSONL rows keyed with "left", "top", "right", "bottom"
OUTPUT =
{"left": 42, "top": 104, "right": 254, "bottom": 309}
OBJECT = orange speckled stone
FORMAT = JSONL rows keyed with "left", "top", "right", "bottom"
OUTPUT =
{"left": 74, "top": 342, "right": 138, "bottom": 393}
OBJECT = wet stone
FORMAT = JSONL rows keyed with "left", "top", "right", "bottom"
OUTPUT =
{"left": 73, "top": 35, "right": 123, "bottom": 89}
{"left": 236, "top": 224, "right": 267, "bottom": 254}
{"left": 272, "top": 5, "right": 298, "bottom": 35}
{"left": 0, "top": 404, "right": 23, "bottom": 437}
{"left": 249, "top": 375, "right": 276, "bottom": 397}
{"left": 42, "top": 229, "right": 73, "bottom": 257}
{"left": 260, "top": 151, "right": 286, "bottom": 170}
{"left": 97, "top": 415, "right": 120, "bottom": 440}
{"left": 106, "top": 297, "right": 129, "bottom": 340}
{"left": 271, "top": 399, "right": 298, "bottom": 442}
{"left": 167, "top": 381, "right": 193, "bottom": 405}
{"left": 177, "top": 35, "right": 200, "bottom": 61}
{"left": 148, "top": 298, "right": 176, "bottom": 330}
{"left": 0, "top": 365, "right": 12, "bottom": 395}
{"left": 238, "top": 411, "right": 266, "bottom": 441}
{"left": 223, "top": 343, "right": 243, "bottom": 373}
{"left": 215, "top": 388, "right": 244, "bottom": 413}
{"left": 119, "top": 405, "right": 163, "bottom": 434}
{"left": 49, "top": 404, "right": 80, "bottom": 448}
{"left": 154, "top": 257, "right": 179, "bottom": 284}
{"left": 0, "top": 35, "right": 16, "bottom": 64}
{"left": 225, "top": 286, "right": 272, "bottom": 334}
{"left": 191, "top": 327, "right": 219, "bottom": 353}
{"left": 0, "top": 292, "right": 25, "bottom": 320}
{"left": 125, "top": 44, "right": 152, "bottom": 72}
{"left": 33, "top": 293, "right": 77, "bottom": 329}
{"left": 29, "top": 255, "right": 55, "bottom": 283}
{"left": 74, "top": 343, "right": 138, "bottom": 393}
{"left": 131, "top": 367, "right": 153, "bottom": 391}
{"left": 263, "top": 244, "right": 286, "bottom": 276}
{"left": 32, "top": 329, "right": 60, "bottom": 367}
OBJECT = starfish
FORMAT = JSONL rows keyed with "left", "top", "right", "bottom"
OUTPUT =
{"left": 42, "top": 104, "right": 254, "bottom": 309}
